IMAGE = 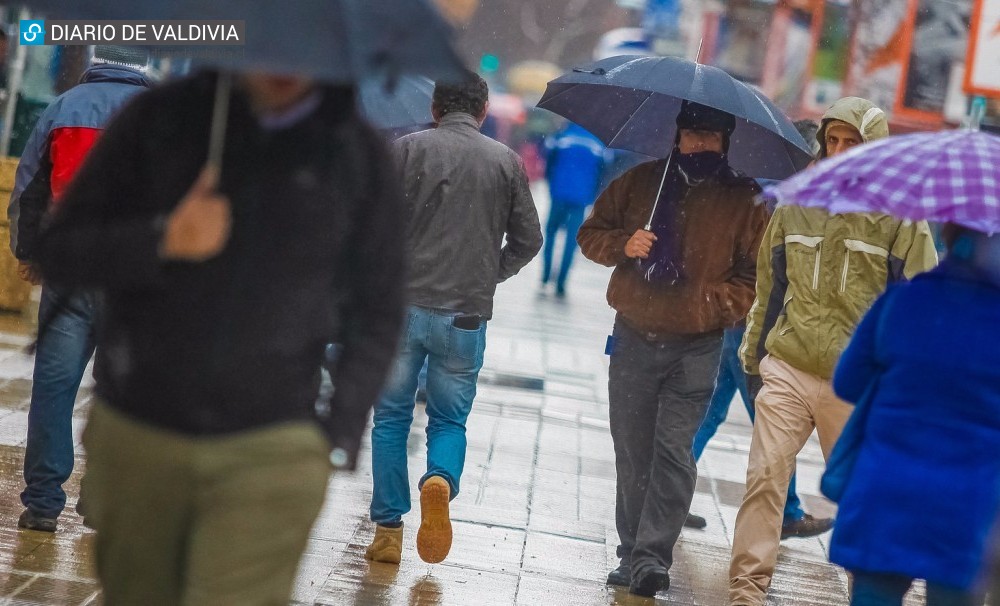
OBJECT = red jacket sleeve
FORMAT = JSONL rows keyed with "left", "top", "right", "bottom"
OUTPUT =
{"left": 49, "top": 126, "right": 101, "bottom": 204}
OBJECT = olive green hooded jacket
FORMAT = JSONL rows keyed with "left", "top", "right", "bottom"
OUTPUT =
{"left": 740, "top": 98, "right": 939, "bottom": 379}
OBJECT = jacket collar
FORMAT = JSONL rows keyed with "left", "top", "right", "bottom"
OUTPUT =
{"left": 437, "top": 112, "right": 481, "bottom": 131}
{"left": 80, "top": 64, "right": 154, "bottom": 88}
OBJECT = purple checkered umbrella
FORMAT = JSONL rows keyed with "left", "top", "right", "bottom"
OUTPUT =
{"left": 765, "top": 130, "right": 1000, "bottom": 234}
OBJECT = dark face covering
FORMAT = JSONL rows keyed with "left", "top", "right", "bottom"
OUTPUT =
{"left": 676, "top": 150, "right": 727, "bottom": 183}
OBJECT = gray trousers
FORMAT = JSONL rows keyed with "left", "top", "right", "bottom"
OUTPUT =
{"left": 609, "top": 317, "right": 722, "bottom": 576}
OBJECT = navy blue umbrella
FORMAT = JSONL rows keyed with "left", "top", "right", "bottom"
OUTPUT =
{"left": 21, "top": 0, "right": 467, "bottom": 84}
{"left": 537, "top": 55, "right": 813, "bottom": 180}
{"left": 359, "top": 76, "right": 434, "bottom": 132}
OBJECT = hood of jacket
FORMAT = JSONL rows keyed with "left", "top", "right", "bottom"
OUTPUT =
{"left": 817, "top": 97, "right": 888, "bottom": 158}
{"left": 80, "top": 63, "right": 154, "bottom": 89}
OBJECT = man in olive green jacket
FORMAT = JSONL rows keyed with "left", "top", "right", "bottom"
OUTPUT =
{"left": 728, "top": 97, "right": 939, "bottom": 606}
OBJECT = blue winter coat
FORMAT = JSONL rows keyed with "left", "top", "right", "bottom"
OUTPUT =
{"left": 830, "top": 259, "right": 1000, "bottom": 590}
{"left": 544, "top": 123, "right": 605, "bottom": 207}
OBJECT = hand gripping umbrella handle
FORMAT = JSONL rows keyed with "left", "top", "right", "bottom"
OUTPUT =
{"left": 644, "top": 150, "right": 674, "bottom": 231}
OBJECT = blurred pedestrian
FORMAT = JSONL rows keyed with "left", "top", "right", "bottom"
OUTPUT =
{"left": 686, "top": 120, "right": 823, "bottom": 537}
{"left": 8, "top": 46, "right": 154, "bottom": 533}
{"left": 578, "top": 101, "right": 769, "bottom": 598}
{"left": 540, "top": 121, "right": 606, "bottom": 297}
{"left": 729, "top": 97, "right": 938, "bottom": 606}
{"left": 827, "top": 225, "right": 1000, "bottom": 606}
{"left": 35, "top": 70, "right": 406, "bottom": 604}
{"left": 365, "top": 72, "right": 541, "bottom": 566}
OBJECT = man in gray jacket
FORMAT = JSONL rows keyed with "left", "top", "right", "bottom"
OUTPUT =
{"left": 366, "top": 72, "right": 542, "bottom": 566}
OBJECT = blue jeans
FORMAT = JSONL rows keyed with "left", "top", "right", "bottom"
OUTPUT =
{"left": 541, "top": 199, "right": 587, "bottom": 292}
{"left": 21, "top": 285, "right": 98, "bottom": 518}
{"left": 692, "top": 327, "right": 805, "bottom": 522}
{"left": 850, "top": 571, "right": 982, "bottom": 606}
{"left": 369, "top": 306, "right": 487, "bottom": 525}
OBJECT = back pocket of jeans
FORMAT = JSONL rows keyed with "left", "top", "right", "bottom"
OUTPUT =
{"left": 446, "top": 326, "right": 484, "bottom": 371}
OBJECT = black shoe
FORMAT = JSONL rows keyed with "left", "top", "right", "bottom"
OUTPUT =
{"left": 629, "top": 566, "right": 669, "bottom": 597}
{"left": 781, "top": 514, "right": 833, "bottom": 540}
{"left": 606, "top": 562, "right": 630, "bottom": 587}
{"left": 684, "top": 512, "right": 707, "bottom": 529}
{"left": 18, "top": 508, "right": 57, "bottom": 533}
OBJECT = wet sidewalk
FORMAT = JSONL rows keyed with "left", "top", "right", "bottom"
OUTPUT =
{"left": 0, "top": 185, "right": 928, "bottom": 605}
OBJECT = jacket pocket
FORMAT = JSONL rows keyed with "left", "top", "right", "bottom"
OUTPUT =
{"left": 785, "top": 235, "right": 824, "bottom": 290}
{"left": 840, "top": 239, "right": 889, "bottom": 293}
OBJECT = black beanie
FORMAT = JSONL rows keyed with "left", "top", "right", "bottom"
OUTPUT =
{"left": 675, "top": 100, "right": 736, "bottom": 136}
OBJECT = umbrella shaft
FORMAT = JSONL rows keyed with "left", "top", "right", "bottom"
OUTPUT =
{"left": 645, "top": 151, "right": 674, "bottom": 231}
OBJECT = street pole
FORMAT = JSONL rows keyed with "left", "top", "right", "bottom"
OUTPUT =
{"left": 1, "top": 8, "right": 32, "bottom": 158}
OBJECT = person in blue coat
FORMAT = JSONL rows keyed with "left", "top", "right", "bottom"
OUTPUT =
{"left": 829, "top": 224, "right": 1000, "bottom": 605}
{"left": 541, "top": 122, "right": 606, "bottom": 297}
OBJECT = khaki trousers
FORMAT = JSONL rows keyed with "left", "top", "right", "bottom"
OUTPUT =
{"left": 728, "top": 355, "right": 853, "bottom": 606}
{"left": 83, "top": 402, "right": 332, "bottom": 606}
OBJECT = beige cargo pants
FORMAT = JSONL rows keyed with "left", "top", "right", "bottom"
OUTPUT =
{"left": 728, "top": 355, "right": 853, "bottom": 606}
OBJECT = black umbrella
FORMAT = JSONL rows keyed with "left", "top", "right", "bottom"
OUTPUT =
{"left": 359, "top": 76, "right": 434, "bottom": 132}
{"left": 21, "top": 0, "right": 467, "bottom": 84}
{"left": 22, "top": 0, "right": 465, "bottom": 166}
{"left": 537, "top": 55, "right": 813, "bottom": 181}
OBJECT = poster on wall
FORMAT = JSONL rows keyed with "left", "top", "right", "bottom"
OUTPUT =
{"left": 845, "top": 0, "right": 911, "bottom": 112}
{"left": 964, "top": 0, "right": 1000, "bottom": 98}
{"left": 803, "top": 0, "right": 852, "bottom": 114}
{"left": 761, "top": 7, "right": 814, "bottom": 110}
{"left": 898, "top": 0, "right": 973, "bottom": 120}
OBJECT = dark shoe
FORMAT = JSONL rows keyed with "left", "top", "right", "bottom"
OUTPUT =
{"left": 684, "top": 512, "right": 707, "bottom": 529}
{"left": 18, "top": 509, "right": 57, "bottom": 533}
{"left": 629, "top": 566, "right": 669, "bottom": 597}
{"left": 554, "top": 286, "right": 566, "bottom": 299}
{"left": 781, "top": 514, "right": 833, "bottom": 540}
{"left": 606, "top": 562, "right": 630, "bottom": 587}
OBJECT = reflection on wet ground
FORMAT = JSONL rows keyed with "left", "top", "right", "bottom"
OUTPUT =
{"left": 0, "top": 187, "right": 930, "bottom": 604}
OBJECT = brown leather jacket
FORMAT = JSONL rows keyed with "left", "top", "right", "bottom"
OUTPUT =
{"left": 578, "top": 158, "right": 768, "bottom": 337}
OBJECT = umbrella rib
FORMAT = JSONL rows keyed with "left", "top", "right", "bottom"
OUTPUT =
{"left": 607, "top": 90, "right": 657, "bottom": 150}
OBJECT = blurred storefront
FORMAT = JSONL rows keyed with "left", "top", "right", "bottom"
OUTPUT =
{"left": 684, "top": 0, "right": 987, "bottom": 129}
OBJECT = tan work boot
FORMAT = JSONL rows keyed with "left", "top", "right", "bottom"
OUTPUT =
{"left": 365, "top": 523, "right": 403, "bottom": 564}
{"left": 416, "top": 476, "right": 452, "bottom": 563}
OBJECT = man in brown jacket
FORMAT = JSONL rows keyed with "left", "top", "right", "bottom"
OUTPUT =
{"left": 578, "top": 101, "right": 768, "bottom": 598}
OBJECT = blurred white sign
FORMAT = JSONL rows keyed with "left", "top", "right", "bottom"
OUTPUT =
{"left": 965, "top": 0, "right": 1000, "bottom": 97}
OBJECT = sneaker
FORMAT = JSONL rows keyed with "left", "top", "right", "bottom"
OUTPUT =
{"left": 416, "top": 476, "right": 452, "bottom": 563}
{"left": 606, "top": 561, "right": 630, "bottom": 587}
{"left": 365, "top": 524, "right": 403, "bottom": 564}
{"left": 18, "top": 508, "right": 57, "bottom": 533}
{"left": 629, "top": 565, "right": 670, "bottom": 597}
{"left": 781, "top": 514, "right": 833, "bottom": 540}
{"left": 684, "top": 512, "right": 707, "bottom": 529}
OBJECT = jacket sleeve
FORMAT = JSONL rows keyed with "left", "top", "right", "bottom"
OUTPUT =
{"left": 712, "top": 196, "right": 769, "bottom": 326}
{"left": 8, "top": 118, "right": 54, "bottom": 260}
{"left": 577, "top": 173, "right": 633, "bottom": 267}
{"left": 740, "top": 206, "right": 787, "bottom": 376}
{"left": 326, "top": 132, "right": 407, "bottom": 469}
{"left": 833, "top": 291, "right": 888, "bottom": 403}
{"left": 497, "top": 154, "right": 542, "bottom": 282}
{"left": 889, "top": 219, "right": 938, "bottom": 281}
{"left": 35, "top": 95, "right": 166, "bottom": 290}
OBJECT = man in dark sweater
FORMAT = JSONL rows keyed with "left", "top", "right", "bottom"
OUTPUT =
{"left": 36, "top": 71, "right": 405, "bottom": 604}
{"left": 365, "top": 73, "right": 541, "bottom": 566}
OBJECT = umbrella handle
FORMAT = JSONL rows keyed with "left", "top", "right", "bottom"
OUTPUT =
{"left": 644, "top": 150, "right": 674, "bottom": 231}
{"left": 207, "top": 71, "right": 233, "bottom": 171}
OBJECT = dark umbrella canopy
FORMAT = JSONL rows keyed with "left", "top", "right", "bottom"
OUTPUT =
{"left": 359, "top": 76, "right": 434, "bottom": 131}
{"left": 21, "top": 0, "right": 467, "bottom": 83}
{"left": 538, "top": 55, "right": 813, "bottom": 180}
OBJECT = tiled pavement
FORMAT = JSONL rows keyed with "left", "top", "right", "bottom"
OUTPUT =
{"left": 0, "top": 184, "right": 931, "bottom": 605}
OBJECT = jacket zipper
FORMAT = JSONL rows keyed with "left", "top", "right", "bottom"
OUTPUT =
{"left": 812, "top": 244, "right": 822, "bottom": 290}
{"left": 841, "top": 249, "right": 850, "bottom": 292}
